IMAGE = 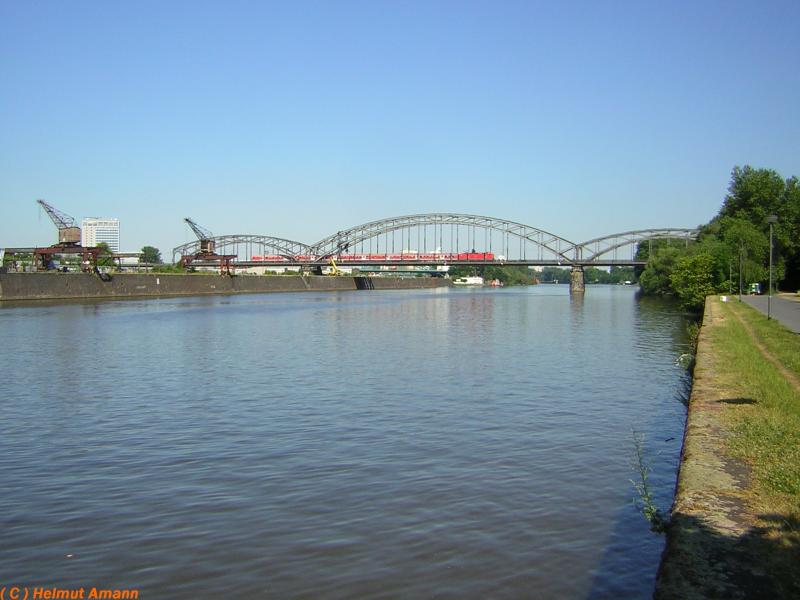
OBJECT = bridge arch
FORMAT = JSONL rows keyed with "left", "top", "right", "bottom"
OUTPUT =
{"left": 173, "top": 234, "right": 313, "bottom": 263}
{"left": 570, "top": 228, "right": 700, "bottom": 263}
{"left": 309, "top": 214, "right": 578, "bottom": 262}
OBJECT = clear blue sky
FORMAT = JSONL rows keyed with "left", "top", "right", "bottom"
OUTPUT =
{"left": 1, "top": 0, "right": 798, "bottom": 255}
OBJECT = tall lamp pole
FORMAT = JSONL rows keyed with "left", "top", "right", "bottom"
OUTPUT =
{"left": 767, "top": 214, "right": 778, "bottom": 320}
{"left": 738, "top": 244, "right": 744, "bottom": 302}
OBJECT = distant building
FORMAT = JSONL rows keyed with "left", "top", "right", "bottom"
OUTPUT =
{"left": 82, "top": 218, "right": 120, "bottom": 252}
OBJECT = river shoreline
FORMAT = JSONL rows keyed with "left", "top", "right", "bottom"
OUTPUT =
{"left": 0, "top": 272, "right": 451, "bottom": 302}
{"left": 655, "top": 296, "right": 800, "bottom": 598}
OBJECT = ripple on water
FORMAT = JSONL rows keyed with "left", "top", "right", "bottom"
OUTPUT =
{"left": 0, "top": 286, "right": 688, "bottom": 598}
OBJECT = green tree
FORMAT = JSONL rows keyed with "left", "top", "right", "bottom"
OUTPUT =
{"left": 670, "top": 253, "right": 717, "bottom": 311}
{"left": 639, "top": 245, "right": 683, "bottom": 296}
{"left": 450, "top": 264, "right": 536, "bottom": 285}
{"left": 141, "top": 246, "right": 162, "bottom": 264}
{"left": 639, "top": 165, "right": 800, "bottom": 297}
{"left": 609, "top": 266, "right": 636, "bottom": 283}
{"left": 537, "top": 266, "right": 572, "bottom": 283}
{"left": 721, "top": 166, "right": 800, "bottom": 289}
{"left": 720, "top": 166, "right": 785, "bottom": 223}
{"left": 582, "top": 266, "right": 636, "bottom": 284}
{"left": 718, "top": 215, "right": 769, "bottom": 291}
{"left": 777, "top": 176, "right": 800, "bottom": 289}
{"left": 96, "top": 242, "right": 114, "bottom": 267}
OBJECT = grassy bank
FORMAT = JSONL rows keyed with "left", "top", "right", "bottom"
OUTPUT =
{"left": 714, "top": 299, "right": 800, "bottom": 515}
{"left": 656, "top": 297, "right": 800, "bottom": 599}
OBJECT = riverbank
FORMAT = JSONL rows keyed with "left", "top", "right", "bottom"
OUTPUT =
{"left": 655, "top": 297, "right": 800, "bottom": 599}
{"left": 0, "top": 272, "right": 450, "bottom": 302}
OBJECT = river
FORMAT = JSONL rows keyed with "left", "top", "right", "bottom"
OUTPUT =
{"left": 0, "top": 285, "right": 690, "bottom": 598}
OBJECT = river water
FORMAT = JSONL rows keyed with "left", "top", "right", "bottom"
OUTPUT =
{"left": 0, "top": 285, "right": 690, "bottom": 599}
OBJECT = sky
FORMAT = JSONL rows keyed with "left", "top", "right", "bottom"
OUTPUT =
{"left": 1, "top": 0, "right": 798, "bottom": 255}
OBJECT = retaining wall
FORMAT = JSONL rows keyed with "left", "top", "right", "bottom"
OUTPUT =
{"left": 654, "top": 298, "right": 776, "bottom": 599}
{"left": 0, "top": 273, "right": 450, "bottom": 302}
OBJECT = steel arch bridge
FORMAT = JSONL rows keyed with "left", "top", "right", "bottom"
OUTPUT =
{"left": 568, "top": 228, "right": 700, "bottom": 264}
{"left": 172, "top": 235, "right": 312, "bottom": 264}
{"left": 309, "top": 213, "right": 577, "bottom": 262}
{"left": 171, "top": 214, "right": 699, "bottom": 267}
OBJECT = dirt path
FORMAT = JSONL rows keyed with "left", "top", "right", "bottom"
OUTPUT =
{"left": 727, "top": 302, "right": 800, "bottom": 390}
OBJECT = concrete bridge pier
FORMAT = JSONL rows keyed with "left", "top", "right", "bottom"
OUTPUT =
{"left": 570, "top": 265, "right": 585, "bottom": 294}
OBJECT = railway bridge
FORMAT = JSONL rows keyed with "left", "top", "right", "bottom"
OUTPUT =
{"left": 173, "top": 213, "right": 699, "bottom": 293}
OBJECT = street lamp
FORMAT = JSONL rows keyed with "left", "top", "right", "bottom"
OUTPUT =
{"left": 767, "top": 214, "right": 778, "bottom": 320}
{"left": 738, "top": 243, "right": 745, "bottom": 302}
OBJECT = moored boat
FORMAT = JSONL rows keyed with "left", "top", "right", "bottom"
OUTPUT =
{"left": 453, "top": 276, "right": 484, "bottom": 286}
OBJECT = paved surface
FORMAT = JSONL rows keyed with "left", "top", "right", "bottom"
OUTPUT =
{"left": 740, "top": 293, "right": 800, "bottom": 333}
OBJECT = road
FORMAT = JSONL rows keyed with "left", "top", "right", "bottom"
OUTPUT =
{"left": 740, "top": 293, "right": 800, "bottom": 334}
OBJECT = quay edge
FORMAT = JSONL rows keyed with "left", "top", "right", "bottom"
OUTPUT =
{"left": 0, "top": 272, "right": 451, "bottom": 302}
{"left": 655, "top": 297, "right": 790, "bottom": 599}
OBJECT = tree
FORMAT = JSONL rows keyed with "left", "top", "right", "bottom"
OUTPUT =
{"left": 639, "top": 245, "right": 683, "bottom": 296}
{"left": 777, "top": 176, "right": 800, "bottom": 289}
{"left": 537, "top": 266, "right": 572, "bottom": 283}
{"left": 721, "top": 166, "right": 800, "bottom": 289}
{"left": 141, "top": 246, "right": 162, "bottom": 264}
{"left": 639, "top": 165, "right": 799, "bottom": 297}
{"left": 719, "top": 216, "right": 769, "bottom": 290}
{"left": 96, "top": 242, "right": 114, "bottom": 267}
{"left": 449, "top": 264, "right": 536, "bottom": 285}
{"left": 720, "top": 166, "right": 785, "bottom": 223}
{"left": 670, "top": 253, "right": 718, "bottom": 311}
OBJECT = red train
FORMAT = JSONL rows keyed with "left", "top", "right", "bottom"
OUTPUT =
{"left": 250, "top": 252, "right": 496, "bottom": 262}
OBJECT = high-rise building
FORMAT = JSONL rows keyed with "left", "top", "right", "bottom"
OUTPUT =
{"left": 81, "top": 218, "right": 120, "bottom": 252}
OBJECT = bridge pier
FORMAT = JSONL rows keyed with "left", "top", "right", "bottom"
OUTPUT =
{"left": 570, "top": 265, "right": 585, "bottom": 294}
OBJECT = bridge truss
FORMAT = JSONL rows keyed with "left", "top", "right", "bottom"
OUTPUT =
{"left": 309, "top": 213, "right": 577, "bottom": 263}
{"left": 172, "top": 235, "right": 313, "bottom": 264}
{"left": 568, "top": 228, "right": 700, "bottom": 264}
{"left": 170, "top": 215, "right": 700, "bottom": 268}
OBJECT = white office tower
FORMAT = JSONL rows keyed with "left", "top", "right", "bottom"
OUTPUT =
{"left": 81, "top": 218, "right": 120, "bottom": 252}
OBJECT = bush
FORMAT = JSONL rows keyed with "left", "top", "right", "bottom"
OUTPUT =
{"left": 670, "top": 253, "right": 717, "bottom": 311}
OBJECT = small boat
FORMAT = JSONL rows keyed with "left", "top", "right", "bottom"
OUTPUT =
{"left": 453, "top": 276, "right": 485, "bottom": 286}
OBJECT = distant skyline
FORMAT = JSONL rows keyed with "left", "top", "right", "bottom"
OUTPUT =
{"left": 2, "top": 1, "right": 798, "bottom": 256}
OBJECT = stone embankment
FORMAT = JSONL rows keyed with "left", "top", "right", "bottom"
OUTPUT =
{"left": 0, "top": 273, "right": 450, "bottom": 302}
{"left": 656, "top": 297, "right": 799, "bottom": 599}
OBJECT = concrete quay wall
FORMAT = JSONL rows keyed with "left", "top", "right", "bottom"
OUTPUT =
{"left": 0, "top": 273, "right": 450, "bottom": 302}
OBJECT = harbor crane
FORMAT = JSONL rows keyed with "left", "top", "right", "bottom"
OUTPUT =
{"left": 184, "top": 217, "right": 216, "bottom": 254}
{"left": 33, "top": 199, "right": 101, "bottom": 272}
{"left": 37, "top": 199, "right": 82, "bottom": 245}
{"left": 179, "top": 217, "right": 236, "bottom": 275}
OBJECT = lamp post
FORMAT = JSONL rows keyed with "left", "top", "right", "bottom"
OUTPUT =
{"left": 767, "top": 214, "right": 778, "bottom": 320}
{"left": 738, "top": 243, "right": 744, "bottom": 302}
{"left": 729, "top": 260, "right": 732, "bottom": 295}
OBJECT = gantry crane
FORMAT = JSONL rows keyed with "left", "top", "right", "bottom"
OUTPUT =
{"left": 179, "top": 217, "right": 236, "bottom": 275}
{"left": 33, "top": 199, "right": 100, "bottom": 272}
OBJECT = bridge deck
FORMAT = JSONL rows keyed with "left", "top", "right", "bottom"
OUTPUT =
{"left": 218, "top": 259, "right": 647, "bottom": 268}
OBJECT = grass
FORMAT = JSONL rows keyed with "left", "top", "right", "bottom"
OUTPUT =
{"left": 737, "top": 301, "right": 800, "bottom": 377}
{"left": 712, "top": 299, "right": 800, "bottom": 503}
{"left": 630, "top": 430, "right": 669, "bottom": 533}
{"left": 656, "top": 297, "right": 800, "bottom": 598}
{"left": 708, "top": 298, "right": 800, "bottom": 596}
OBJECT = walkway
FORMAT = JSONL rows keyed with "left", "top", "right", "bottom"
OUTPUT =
{"left": 740, "top": 293, "right": 800, "bottom": 334}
